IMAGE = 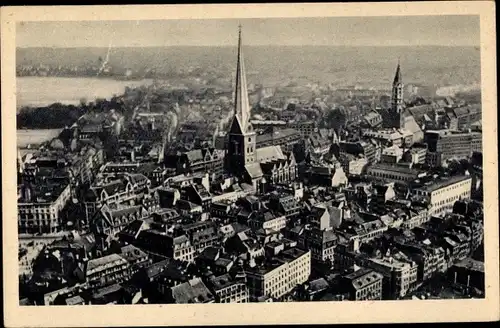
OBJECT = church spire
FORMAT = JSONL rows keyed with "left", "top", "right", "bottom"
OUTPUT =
{"left": 233, "top": 24, "right": 251, "bottom": 132}
{"left": 393, "top": 58, "right": 402, "bottom": 85}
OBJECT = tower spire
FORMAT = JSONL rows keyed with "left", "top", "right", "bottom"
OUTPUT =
{"left": 393, "top": 58, "right": 402, "bottom": 85}
{"left": 233, "top": 24, "right": 251, "bottom": 132}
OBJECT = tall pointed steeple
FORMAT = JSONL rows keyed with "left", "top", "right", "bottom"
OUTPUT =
{"left": 391, "top": 58, "right": 404, "bottom": 121}
{"left": 393, "top": 57, "right": 402, "bottom": 85}
{"left": 225, "top": 25, "right": 257, "bottom": 175}
{"left": 233, "top": 25, "right": 251, "bottom": 132}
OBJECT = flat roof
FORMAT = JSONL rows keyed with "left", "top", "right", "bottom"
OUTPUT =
{"left": 248, "top": 247, "right": 309, "bottom": 275}
{"left": 416, "top": 175, "right": 471, "bottom": 193}
{"left": 453, "top": 258, "right": 484, "bottom": 273}
{"left": 368, "top": 163, "right": 422, "bottom": 175}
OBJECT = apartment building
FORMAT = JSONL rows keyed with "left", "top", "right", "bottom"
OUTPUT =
{"left": 246, "top": 248, "right": 311, "bottom": 300}
{"left": 412, "top": 175, "right": 472, "bottom": 217}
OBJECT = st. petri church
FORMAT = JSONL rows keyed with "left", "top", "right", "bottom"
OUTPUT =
{"left": 225, "top": 27, "right": 297, "bottom": 194}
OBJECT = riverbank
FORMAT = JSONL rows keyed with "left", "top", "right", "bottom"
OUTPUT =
{"left": 17, "top": 76, "right": 153, "bottom": 109}
{"left": 17, "top": 129, "right": 63, "bottom": 148}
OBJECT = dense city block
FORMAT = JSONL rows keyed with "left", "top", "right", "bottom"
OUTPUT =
{"left": 17, "top": 27, "right": 484, "bottom": 306}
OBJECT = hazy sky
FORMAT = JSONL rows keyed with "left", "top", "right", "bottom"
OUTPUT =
{"left": 17, "top": 16, "right": 480, "bottom": 48}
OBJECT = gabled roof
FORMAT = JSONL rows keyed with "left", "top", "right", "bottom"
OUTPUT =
{"left": 171, "top": 278, "right": 215, "bottom": 304}
{"left": 99, "top": 180, "right": 126, "bottom": 196}
{"left": 127, "top": 173, "right": 149, "bottom": 185}
{"left": 86, "top": 254, "right": 128, "bottom": 276}
{"left": 198, "top": 246, "right": 220, "bottom": 262}
{"left": 118, "top": 219, "right": 150, "bottom": 240}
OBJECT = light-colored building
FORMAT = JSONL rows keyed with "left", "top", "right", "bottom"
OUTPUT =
{"left": 246, "top": 248, "right": 311, "bottom": 300}
{"left": 403, "top": 145, "right": 427, "bottom": 165}
{"left": 346, "top": 156, "right": 369, "bottom": 176}
{"left": 18, "top": 182, "right": 71, "bottom": 234}
{"left": 381, "top": 145, "right": 404, "bottom": 164}
{"left": 412, "top": 175, "right": 472, "bottom": 217}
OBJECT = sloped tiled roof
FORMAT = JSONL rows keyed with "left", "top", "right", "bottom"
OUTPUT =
{"left": 245, "top": 163, "right": 263, "bottom": 179}
{"left": 86, "top": 254, "right": 128, "bottom": 276}
{"left": 171, "top": 278, "right": 215, "bottom": 304}
{"left": 256, "top": 145, "right": 285, "bottom": 162}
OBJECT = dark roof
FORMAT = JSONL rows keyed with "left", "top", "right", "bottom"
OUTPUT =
{"left": 92, "top": 283, "right": 123, "bottom": 300}
{"left": 214, "top": 257, "right": 233, "bottom": 268}
{"left": 144, "top": 259, "right": 171, "bottom": 279}
{"left": 231, "top": 222, "right": 250, "bottom": 234}
{"left": 343, "top": 267, "right": 384, "bottom": 290}
{"left": 210, "top": 274, "right": 240, "bottom": 291}
{"left": 309, "top": 278, "right": 330, "bottom": 292}
{"left": 120, "top": 245, "right": 148, "bottom": 263}
{"left": 256, "top": 128, "right": 300, "bottom": 144}
{"left": 197, "top": 246, "right": 220, "bottom": 262}
{"left": 100, "top": 180, "right": 126, "bottom": 196}
{"left": 171, "top": 278, "right": 215, "bottom": 304}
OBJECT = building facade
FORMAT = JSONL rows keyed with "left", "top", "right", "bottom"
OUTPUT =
{"left": 424, "top": 130, "right": 482, "bottom": 163}
{"left": 18, "top": 182, "right": 71, "bottom": 234}
{"left": 412, "top": 175, "right": 472, "bottom": 217}
{"left": 246, "top": 248, "right": 311, "bottom": 300}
